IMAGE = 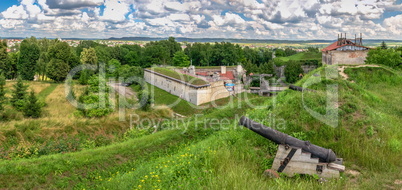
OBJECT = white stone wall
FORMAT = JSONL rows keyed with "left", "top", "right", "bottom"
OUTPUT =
{"left": 144, "top": 69, "right": 239, "bottom": 106}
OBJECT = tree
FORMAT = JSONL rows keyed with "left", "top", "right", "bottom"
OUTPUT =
{"left": 242, "top": 60, "right": 258, "bottom": 75}
{"left": 80, "top": 48, "right": 98, "bottom": 65}
{"left": 138, "top": 90, "right": 153, "bottom": 111}
{"left": 79, "top": 70, "right": 90, "bottom": 85}
{"left": 118, "top": 65, "right": 143, "bottom": 82}
{"left": 107, "top": 59, "right": 121, "bottom": 77}
{"left": 173, "top": 51, "right": 190, "bottom": 67}
{"left": 0, "top": 39, "right": 8, "bottom": 74}
{"left": 0, "top": 74, "right": 6, "bottom": 111}
{"left": 18, "top": 37, "right": 40, "bottom": 80}
{"left": 123, "top": 51, "right": 140, "bottom": 66}
{"left": 284, "top": 61, "right": 304, "bottom": 83}
{"left": 48, "top": 41, "right": 79, "bottom": 68}
{"left": 46, "top": 59, "right": 71, "bottom": 82}
{"left": 23, "top": 90, "right": 42, "bottom": 118}
{"left": 260, "top": 61, "right": 275, "bottom": 75}
{"left": 365, "top": 49, "right": 402, "bottom": 69}
{"left": 10, "top": 76, "right": 28, "bottom": 110}
{"left": 381, "top": 41, "right": 388, "bottom": 50}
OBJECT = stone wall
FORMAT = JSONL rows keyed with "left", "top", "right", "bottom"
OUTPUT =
{"left": 322, "top": 50, "right": 368, "bottom": 65}
{"left": 144, "top": 69, "right": 238, "bottom": 106}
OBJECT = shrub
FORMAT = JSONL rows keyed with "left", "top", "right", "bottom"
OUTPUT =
{"left": 22, "top": 90, "right": 42, "bottom": 118}
{"left": 10, "top": 76, "right": 28, "bottom": 111}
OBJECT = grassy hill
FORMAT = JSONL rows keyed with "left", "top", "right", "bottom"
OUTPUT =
{"left": 0, "top": 65, "right": 401, "bottom": 189}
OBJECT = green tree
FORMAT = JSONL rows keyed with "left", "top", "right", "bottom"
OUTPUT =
{"left": 80, "top": 48, "right": 98, "bottom": 65}
{"left": 173, "top": 51, "right": 190, "bottom": 67}
{"left": 10, "top": 76, "right": 28, "bottom": 110}
{"left": 124, "top": 51, "right": 140, "bottom": 66}
{"left": 260, "top": 61, "right": 275, "bottom": 75}
{"left": 18, "top": 37, "right": 40, "bottom": 80}
{"left": 138, "top": 90, "right": 153, "bottom": 111}
{"left": 381, "top": 41, "right": 388, "bottom": 50}
{"left": 118, "top": 65, "right": 143, "bottom": 82}
{"left": 284, "top": 61, "right": 304, "bottom": 83}
{"left": 365, "top": 49, "right": 402, "bottom": 69}
{"left": 107, "top": 59, "right": 121, "bottom": 77}
{"left": 5, "top": 52, "right": 19, "bottom": 79}
{"left": 23, "top": 90, "right": 42, "bottom": 118}
{"left": 0, "top": 74, "right": 6, "bottom": 111}
{"left": 79, "top": 70, "right": 90, "bottom": 85}
{"left": 242, "top": 60, "right": 258, "bottom": 75}
{"left": 0, "top": 39, "right": 8, "bottom": 74}
{"left": 46, "top": 59, "right": 71, "bottom": 82}
{"left": 48, "top": 41, "right": 79, "bottom": 68}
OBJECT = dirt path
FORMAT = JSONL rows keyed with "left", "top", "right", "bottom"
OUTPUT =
{"left": 108, "top": 83, "right": 137, "bottom": 100}
{"left": 338, "top": 64, "right": 381, "bottom": 80}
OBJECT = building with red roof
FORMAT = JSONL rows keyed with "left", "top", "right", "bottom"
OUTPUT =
{"left": 322, "top": 33, "right": 371, "bottom": 65}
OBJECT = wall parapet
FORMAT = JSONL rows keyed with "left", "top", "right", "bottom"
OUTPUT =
{"left": 144, "top": 69, "right": 211, "bottom": 89}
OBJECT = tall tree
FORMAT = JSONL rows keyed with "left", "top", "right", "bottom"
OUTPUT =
{"left": 5, "top": 52, "right": 19, "bottom": 79}
{"left": 381, "top": 41, "right": 388, "bottom": 50}
{"left": 284, "top": 61, "right": 304, "bottom": 83}
{"left": 80, "top": 48, "right": 98, "bottom": 65}
{"left": 0, "top": 39, "right": 8, "bottom": 74}
{"left": 260, "top": 61, "right": 275, "bottom": 75}
{"left": 48, "top": 40, "right": 79, "bottom": 68}
{"left": 46, "top": 59, "right": 71, "bottom": 82}
{"left": 10, "top": 76, "right": 28, "bottom": 110}
{"left": 173, "top": 51, "right": 190, "bottom": 67}
{"left": 18, "top": 37, "right": 40, "bottom": 80}
{"left": 0, "top": 74, "right": 6, "bottom": 111}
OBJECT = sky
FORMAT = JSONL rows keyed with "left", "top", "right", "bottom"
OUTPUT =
{"left": 0, "top": 0, "right": 401, "bottom": 40}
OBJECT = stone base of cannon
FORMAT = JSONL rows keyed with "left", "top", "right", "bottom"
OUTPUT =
{"left": 269, "top": 145, "right": 345, "bottom": 179}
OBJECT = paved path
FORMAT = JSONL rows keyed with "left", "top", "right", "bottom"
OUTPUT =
{"left": 108, "top": 83, "right": 137, "bottom": 100}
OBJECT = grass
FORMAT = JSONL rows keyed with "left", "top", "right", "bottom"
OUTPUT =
{"left": 138, "top": 83, "right": 261, "bottom": 116}
{"left": 0, "top": 65, "right": 401, "bottom": 189}
{"left": 276, "top": 52, "right": 322, "bottom": 62}
{"left": 149, "top": 67, "right": 208, "bottom": 86}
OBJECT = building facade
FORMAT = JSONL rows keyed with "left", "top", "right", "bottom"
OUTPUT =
{"left": 322, "top": 34, "right": 371, "bottom": 65}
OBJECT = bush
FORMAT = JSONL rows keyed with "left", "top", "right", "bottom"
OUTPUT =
{"left": 365, "top": 48, "right": 402, "bottom": 69}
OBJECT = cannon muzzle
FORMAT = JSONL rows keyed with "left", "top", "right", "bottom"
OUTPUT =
{"left": 239, "top": 116, "right": 337, "bottom": 163}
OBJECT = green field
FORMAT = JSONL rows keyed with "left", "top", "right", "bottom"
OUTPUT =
{"left": 275, "top": 52, "right": 322, "bottom": 62}
{"left": 0, "top": 65, "right": 401, "bottom": 189}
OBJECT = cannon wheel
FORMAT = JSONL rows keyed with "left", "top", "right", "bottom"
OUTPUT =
{"left": 263, "top": 169, "right": 280, "bottom": 178}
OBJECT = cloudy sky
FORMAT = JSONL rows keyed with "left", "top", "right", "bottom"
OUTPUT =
{"left": 0, "top": 0, "right": 401, "bottom": 40}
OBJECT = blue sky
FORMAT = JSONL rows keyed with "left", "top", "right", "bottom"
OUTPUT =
{"left": 0, "top": 0, "right": 401, "bottom": 40}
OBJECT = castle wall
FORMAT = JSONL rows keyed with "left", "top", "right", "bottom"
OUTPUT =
{"left": 323, "top": 50, "right": 368, "bottom": 65}
{"left": 144, "top": 69, "right": 238, "bottom": 106}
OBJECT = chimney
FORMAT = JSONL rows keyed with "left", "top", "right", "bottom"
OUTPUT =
{"left": 221, "top": 66, "right": 226, "bottom": 74}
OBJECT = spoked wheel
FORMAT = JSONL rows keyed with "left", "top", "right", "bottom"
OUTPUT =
{"left": 263, "top": 169, "right": 280, "bottom": 178}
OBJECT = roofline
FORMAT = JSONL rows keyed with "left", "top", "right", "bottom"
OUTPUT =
{"left": 144, "top": 69, "right": 211, "bottom": 89}
{"left": 322, "top": 42, "right": 372, "bottom": 52}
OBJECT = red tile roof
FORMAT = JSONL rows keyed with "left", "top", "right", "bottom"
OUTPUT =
{"left": 219, "top": 71, "right": 235, "bottom": 80}
{"left": 322, "top": 40, "right": 370, "bottom": 52}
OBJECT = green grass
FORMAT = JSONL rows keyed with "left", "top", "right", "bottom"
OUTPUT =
{"left": 150, "top": 67, "right": 208, "bottom": 86}
{"left": 276, "top": 52, "right": 322, "bottom": 62}
{"left": 1, "top": 65, "right": 401, "bottom": 189}
{"left": 137, "top": 83, "right": 261, "bottom": 116}
{"left": 37, "top": 83, "right": 58, "bottom": 101}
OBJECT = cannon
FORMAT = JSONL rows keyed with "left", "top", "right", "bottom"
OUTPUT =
{"left": 239, "top": 116, "right": 345, "bottom": 178}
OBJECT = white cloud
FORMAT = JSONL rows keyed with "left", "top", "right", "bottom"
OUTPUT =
{"left": 100, "top": 0, "right": 131, "bottom": 23}
{"left": 383, "top": 14, "right": 402, "bottom": 35}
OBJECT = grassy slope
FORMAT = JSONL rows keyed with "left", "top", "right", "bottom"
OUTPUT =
{"left": 1, "top": 66, "right": 401, "bottom": 189}
{"left": 276, "top": 52, "right": 322, "bottom": 62}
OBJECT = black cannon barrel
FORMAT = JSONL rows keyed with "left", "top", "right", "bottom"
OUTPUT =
{"left": 239, "top": 116, "right": 337, "bottom": 163}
